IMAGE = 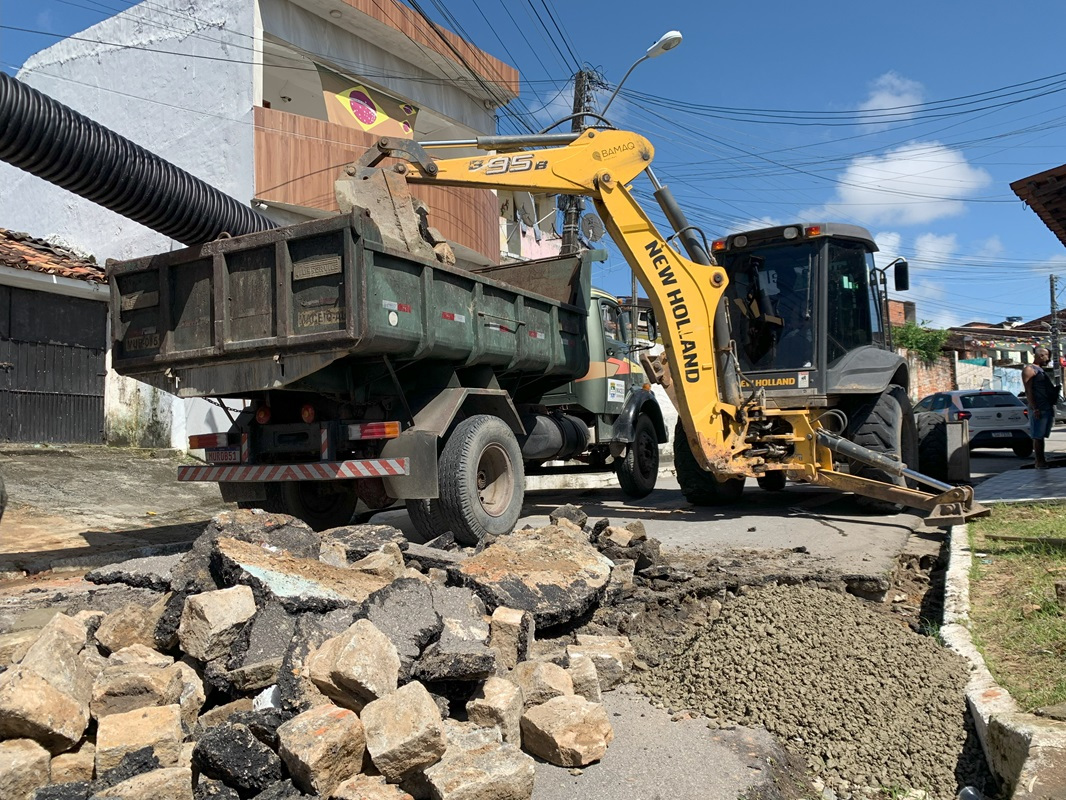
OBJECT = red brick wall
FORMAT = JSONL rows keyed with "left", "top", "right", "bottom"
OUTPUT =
{"left": 888, "top": 300, "right": 916, "bottom": 327}
{"left": 900, "top": 349, "right": 955, "bottom": 402}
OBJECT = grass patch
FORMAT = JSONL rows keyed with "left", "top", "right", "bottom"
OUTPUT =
{"left": 969, "top": 504, "right": 1066, "bottom": 711}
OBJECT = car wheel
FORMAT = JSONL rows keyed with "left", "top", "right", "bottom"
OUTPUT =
{"left": 1012, "top": 440, "right": 1034, "bottom": 458}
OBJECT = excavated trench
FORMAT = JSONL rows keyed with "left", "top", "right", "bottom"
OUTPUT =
{"left": 590, "top": 543, "right": 1000, "bottom": 800}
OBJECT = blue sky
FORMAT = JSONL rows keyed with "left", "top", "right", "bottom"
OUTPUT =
{"left": 4, "top": 0, "right": 1066, "bottom": 328}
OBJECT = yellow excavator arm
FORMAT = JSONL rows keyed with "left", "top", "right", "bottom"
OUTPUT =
{"left": 340, "top": 130, "right": 987, "bottom": 526}
{"left": 384, "top": 129, "right": 750, "bottom": 472}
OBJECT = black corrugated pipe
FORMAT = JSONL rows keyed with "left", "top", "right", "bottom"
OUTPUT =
{"left": 0, "top": 72, "right": 278, "bottom": 247}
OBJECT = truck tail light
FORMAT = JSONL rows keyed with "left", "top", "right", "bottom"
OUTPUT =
{"left": 711, "top": 239, "right": 726, "bottom": 252}
{"left": 189, "top": 433, "right": 229, "bottom": 449}
{"left": 255, "top": 406, "right": 271, "bottom": 425}
{"left": 348, "top": 421, "right": 402, "bottom": 440}
{"left": 804, "top": 225, "right": 823, "bottom": 237}
{"left": 300, "top": 404, "right": 316, "bottom": 424}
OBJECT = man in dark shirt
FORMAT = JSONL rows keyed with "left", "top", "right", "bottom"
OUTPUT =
{"left": 1023, "top": 347, "right": 1058, "bottom": 469}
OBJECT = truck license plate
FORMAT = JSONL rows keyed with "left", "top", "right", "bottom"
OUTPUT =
{"left": 992, "top": 432, "right": 1011, "bottom": 438}
{"left": 206, "top": 447, "right": 241, "bottom": 463}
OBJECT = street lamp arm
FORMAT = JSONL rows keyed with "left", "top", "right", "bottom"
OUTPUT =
{"left": 600, "top": 30, "right": 683, "bottom": 123}
{"left": 600, "top": 56, "right": 647, "bottom": 121}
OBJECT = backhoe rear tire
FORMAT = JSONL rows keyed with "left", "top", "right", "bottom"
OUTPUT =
{"left": 617, "top": 414, "right": 659, "bottom": 499}
{"left": 438, "top": 415, "right": 525, "bottom": 546}
{"left": 916, "top": 411, "right": 950, "bottom": 481}
{"left": 846, "top": 384, "right": 918, "bottom": 512}
{"left": 756, "top": 471, "right": 787, "bottom": 492}
{"left": 673, "top": 420, "right": 744, "bottom": 506}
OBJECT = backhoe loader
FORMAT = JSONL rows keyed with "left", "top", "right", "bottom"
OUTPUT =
{"left": 351, "top": 128, "right": 987, "bottom": 526}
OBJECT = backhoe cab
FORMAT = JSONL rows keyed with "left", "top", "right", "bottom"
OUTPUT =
{"left": 344, "top": 129, "right": 987, "bottom": 526}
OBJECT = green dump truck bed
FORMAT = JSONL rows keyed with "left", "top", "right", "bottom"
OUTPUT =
{"left": 108, "top": 212, "right": 592, "bottom": 398}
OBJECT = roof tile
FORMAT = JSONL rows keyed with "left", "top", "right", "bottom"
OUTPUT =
{"left": 0, "top": 228, "right": 106, "bottom": 284}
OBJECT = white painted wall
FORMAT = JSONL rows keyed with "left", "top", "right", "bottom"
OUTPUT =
{"left": 0, "top": 0, "right": 258, "bottom": 448}
{"left": 956, "top": 358, "right": 994, "bottom": 391}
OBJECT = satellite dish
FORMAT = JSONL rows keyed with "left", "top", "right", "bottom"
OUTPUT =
{"left": 515, "top": 192, "right": 536, "bottom": 226}
{"left": 580, "top": 213, "right": 605, "bottom": 242}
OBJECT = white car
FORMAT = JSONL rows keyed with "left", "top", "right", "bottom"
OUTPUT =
{"left": 915, "top": 390, "right": 1032, "bottom": 457}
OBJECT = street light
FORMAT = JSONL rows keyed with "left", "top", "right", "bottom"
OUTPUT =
{"left": 599, "top": 30, "right": 683, "bottom": 319}
{"left": 600, "top": 30, "right": 683, "bottom": 120}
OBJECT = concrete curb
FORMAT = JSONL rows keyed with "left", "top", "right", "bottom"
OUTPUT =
{"left": 526, "top": 463, "right": 676, "bottom": 492}
{"left": 943, "top": 524, "right": 1066, "bottom": 799}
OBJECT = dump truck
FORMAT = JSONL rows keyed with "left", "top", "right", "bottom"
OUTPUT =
{"left": 107, "top": 221, "right": 666, "bottom": 539}
{"left": 0, "top": 73, "right": 985, "bottom": 540}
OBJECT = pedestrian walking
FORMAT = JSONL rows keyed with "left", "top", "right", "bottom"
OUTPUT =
{"left": 1022, "top": 346, "right": 1060, "bottom": 469}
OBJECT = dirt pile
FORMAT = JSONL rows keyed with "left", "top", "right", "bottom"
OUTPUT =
{"left": 634, "top": 583, "right": 978, "bottom": 800}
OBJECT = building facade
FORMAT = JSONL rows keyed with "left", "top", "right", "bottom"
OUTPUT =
{"left": 0, "top": 0, "right": 542, "bottom": 446}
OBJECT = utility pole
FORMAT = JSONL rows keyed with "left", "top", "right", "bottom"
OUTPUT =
{"left": 1052, "top": 274, "right": 1062, "bottom": 383}
{"left": 560, "top": 70, "right": 591, "bottom": 256}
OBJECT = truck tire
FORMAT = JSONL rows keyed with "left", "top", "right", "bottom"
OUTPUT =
{"left": 846, "top": 384, "right": 918, "bottom": 512}
{"left": 277, "top": 480, "right": 358, "bottom": 531}
{"left": 756, "top": 471, "right": 787, "bottom": 492}
{"left": 438, "top": 415, "right": 525, "bottom": 546}
{"left": 673, "top": 420, "right": 744, "bottom": 506}
{"left": 616, "top": 414, "right": 659, "bottom": 499}
{"left": 406, "top": 498, "right": 444, "bottom": 540}
{"left": 916, "top": 412, "right": 950, "bottom": 481}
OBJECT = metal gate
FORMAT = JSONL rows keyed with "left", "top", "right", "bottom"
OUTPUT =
{"left": 0, "top": 285, "right": 106, "bottom": 443}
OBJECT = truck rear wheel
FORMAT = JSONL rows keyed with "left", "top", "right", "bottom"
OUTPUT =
{"left": 617, "top": 414, "right": 659, "bottom": 499}
{"left": 916, "top": 411, "right": 950, "bottom": 481}
{"left": 276, "top": 480, "right": 358, "bottom": 531}
{"left": 673, "top": 420, "right": 744, "bottom": 506}
{"left": 846, "top": 384, "right": 918, "bottom": 512}
{"left": 405, "top": 498, "right": 443, "bottom": 541}
{"left": 438, "top": 415, "right": 524, "bottom": 546}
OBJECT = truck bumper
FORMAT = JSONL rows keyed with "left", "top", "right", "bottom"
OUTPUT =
{"left": 177, "top": 458, "right": 410, "bottom": 482}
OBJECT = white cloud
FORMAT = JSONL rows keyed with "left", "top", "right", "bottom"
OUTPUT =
{"left": 914, "top": 232, "right": 958, "bottom": 265}
{"left": 909, "top": 234, "right": 958, "bottom": 326}
{"left": 872, "top": 231, "right": 902, "bottom": 268}
{"left": 35, "top": 10, "right": 56, "bottom": 33}
{"left": 976, "top": 235, "right": 1004, "bottom": 259}
{"left": 802, "top": 142, "right": 992, "bottom": 226}
{"left": 882, "top": 232, "right": 964, "bottom": 329}
{"left": 858, "top": 72, "right": 924, "bottom": 125}
{"left": 529, "top": 84, "right": 580, "bottom": 132}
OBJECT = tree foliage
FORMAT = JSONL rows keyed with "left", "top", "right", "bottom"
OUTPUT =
{"left": 893, "top": 321, "right": 950, "bottom": 364}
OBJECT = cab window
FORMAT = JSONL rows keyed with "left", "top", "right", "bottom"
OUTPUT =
{"left": 600, "top": 302, "right": 625, "bottom": 343}
{"left": 826, "top": 241, "right": 875, "bottom": 363}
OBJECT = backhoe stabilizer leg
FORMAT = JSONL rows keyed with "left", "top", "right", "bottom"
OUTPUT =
{"left": 811, "top": 469, "right": 989, "bottom": 526}
{"left": 809, "top": 433, "right": 991, "bottom": 527}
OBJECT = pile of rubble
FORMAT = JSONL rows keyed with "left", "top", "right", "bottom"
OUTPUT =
{"left": 0, "top": 505, "right": 656, "bottom": 800}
